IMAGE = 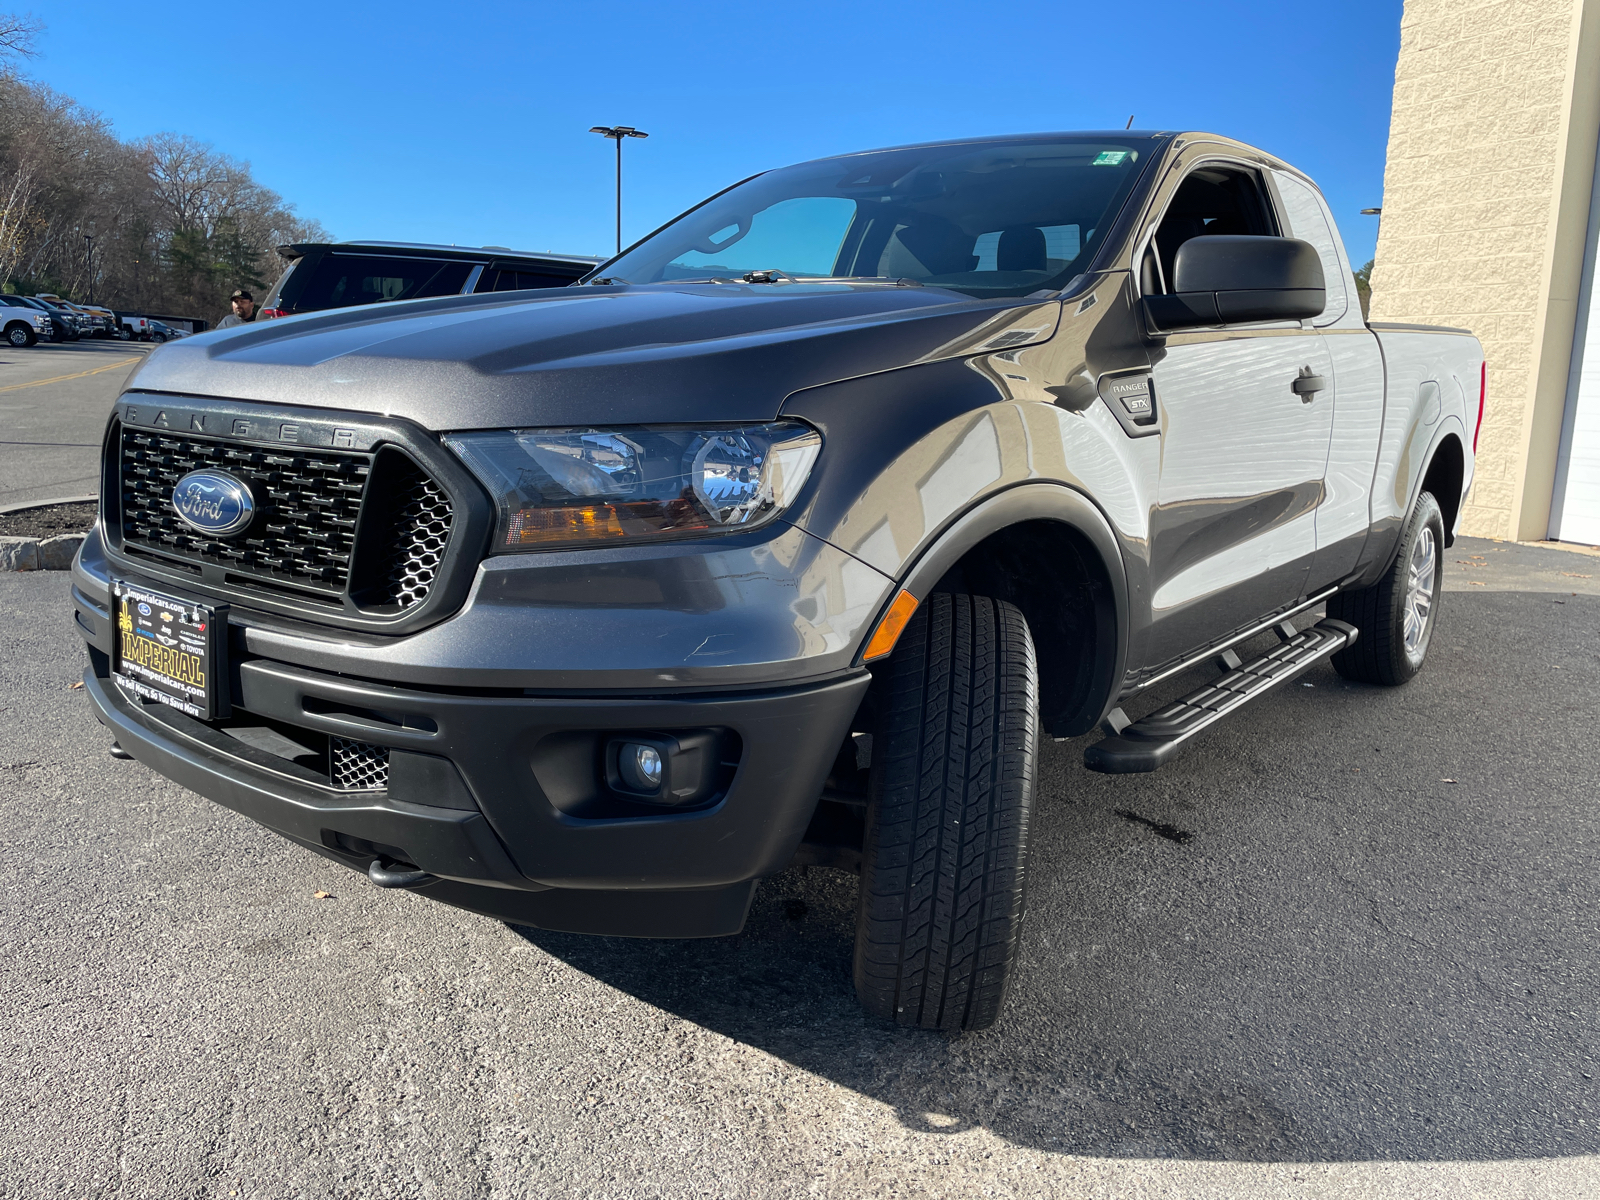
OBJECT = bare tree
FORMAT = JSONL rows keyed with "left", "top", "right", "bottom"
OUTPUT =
{"left": 0, "top": 13, "right": 326, "bottom": 318}
{"left": 0, "top": 12, "right": 41, "bottom": 61}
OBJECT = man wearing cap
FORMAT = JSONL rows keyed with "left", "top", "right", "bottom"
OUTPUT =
{"left": 216, "top": 289, "right": 257, "bottom": 329}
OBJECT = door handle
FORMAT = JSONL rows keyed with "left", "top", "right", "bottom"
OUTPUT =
{"left": 1291, "top": 367, "right": 1326, "bottom": 402}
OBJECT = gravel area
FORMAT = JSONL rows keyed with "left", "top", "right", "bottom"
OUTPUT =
{"left": 0, "top": 500, "right": 97, "bottom": 538}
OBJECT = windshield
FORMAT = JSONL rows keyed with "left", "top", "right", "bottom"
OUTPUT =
{"left": 601, "top": 137, "right": 1158, "bottom": 298}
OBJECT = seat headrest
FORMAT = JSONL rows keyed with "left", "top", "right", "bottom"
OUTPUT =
{"left": 998, "top": 226, "right": 1047, "bottom": 273}
{"left": 896, "top": 220, "right": 980, "bottom": 276}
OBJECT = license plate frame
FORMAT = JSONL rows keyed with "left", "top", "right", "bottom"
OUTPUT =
{"left": 110, "top": 579, "right": 229, "bottom": 720}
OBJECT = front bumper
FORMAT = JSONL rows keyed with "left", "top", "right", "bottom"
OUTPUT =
{"left": 76, "top": 583, "right": 869, "bottom": 938}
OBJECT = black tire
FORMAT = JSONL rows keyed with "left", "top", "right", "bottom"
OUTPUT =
{"left": 853, "top": 592, "right": 1038, "bottom": 1032}
{"left": 6, "top": 322, "right": 35, "bottom": 348}
{"left": 1328, "top": 491, "right": 1446, "bottom": 686}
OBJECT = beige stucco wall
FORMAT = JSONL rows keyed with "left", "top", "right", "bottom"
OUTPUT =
{"left": 1369, "top": 0, "right": 1600, "bottom": 539}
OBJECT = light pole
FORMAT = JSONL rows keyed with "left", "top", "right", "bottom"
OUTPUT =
{"left": 589, "top": 125, "right": 649, "bottom": 257}
{"left": 83, "top": 234, "right": 94, "bottom": 304}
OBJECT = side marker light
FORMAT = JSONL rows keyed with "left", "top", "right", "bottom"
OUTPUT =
{"left": 863, "top": 590, "right": 919, "bottom": 662}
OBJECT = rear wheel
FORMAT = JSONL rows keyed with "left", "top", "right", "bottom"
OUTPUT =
{"left": 853, "top": 593, "right": 1038, "bottom": 1032}
{"left": 1328, "top": 491, "right": 1445, "bottom": 685}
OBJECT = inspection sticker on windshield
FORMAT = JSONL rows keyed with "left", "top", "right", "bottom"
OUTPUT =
{"left": 1092, "top": 151, "right": 1130, "bottom": 166}
{"left": 110, "top": 579, "right": 228, "bottom": 720}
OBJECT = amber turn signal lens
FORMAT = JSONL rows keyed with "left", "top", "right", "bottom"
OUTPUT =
{"left": 863, "top": 590, "right": 919, "bottom": 661}
{"left": 507, "top": 505, "right": 630, "bottom": 544}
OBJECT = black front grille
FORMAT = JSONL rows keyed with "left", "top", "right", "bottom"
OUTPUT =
{"left": 121, "top": 429, "right": 367, "bottom": 594}
{"left": 331, "top": 737, "right": 390, "bottom": 790}
{"left": 353, "top": 456, "right": 453, "bottom": 610}
{"left": 117, "top": 427, "right": 455, "bottom": 612}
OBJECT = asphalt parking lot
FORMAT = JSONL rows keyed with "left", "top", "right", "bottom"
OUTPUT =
{"left": 0, "top": 339, "right": 149, "bottom": 510}
{"left": 2, "top": 355, "right": 1599, "bottom": 1198}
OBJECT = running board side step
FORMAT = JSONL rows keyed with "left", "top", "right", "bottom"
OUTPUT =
{"left": 1084, "top": 619, "right": 1358, "bottom": 774}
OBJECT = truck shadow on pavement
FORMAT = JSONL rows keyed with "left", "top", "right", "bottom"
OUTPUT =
{"left": 515, "top": 591, "right": 1600, "bottom": 1164}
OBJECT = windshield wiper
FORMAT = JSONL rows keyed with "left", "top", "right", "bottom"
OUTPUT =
{"left": 795, "top": 275, "right": 925, "bottom": 287}
{"left": 586, "top": 276, "right": 630, "bottom": 285}
{"left": 731, "top": 272, "right": 928, "bottom": 287}
{"left": 638, "top": 273, "right": 929, "bottom": 288}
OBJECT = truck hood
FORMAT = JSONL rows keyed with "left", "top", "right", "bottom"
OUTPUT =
{"left": 123, "top": 283, "right": 1060, "bottom": 430}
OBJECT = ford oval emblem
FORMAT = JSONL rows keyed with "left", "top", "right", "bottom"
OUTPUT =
{"left": 170, "top": 469, "right": 255, "bottom": 537}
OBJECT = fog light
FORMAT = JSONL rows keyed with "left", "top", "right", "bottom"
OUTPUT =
{"left": 605, "top": 731, "right": 723, "bottom": 806}
{"left": 621, "top": 743, "right": 663, "bottom": 792}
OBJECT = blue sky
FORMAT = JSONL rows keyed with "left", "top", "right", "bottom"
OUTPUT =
{"left": 33, "top": 0, "right": 1400, "bottom": 267}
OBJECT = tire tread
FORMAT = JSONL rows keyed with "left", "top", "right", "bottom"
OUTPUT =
{"left": 854, "top": 593, "right": 1037, "bottom": 1032}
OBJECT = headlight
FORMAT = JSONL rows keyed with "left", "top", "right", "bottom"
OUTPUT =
{"left": 444, "top": 421, "right": 821, "bottom": 552}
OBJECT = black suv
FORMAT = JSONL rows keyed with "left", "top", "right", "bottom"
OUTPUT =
{"left": 259, "top": 241, "right": 603, "bottom": 318}
{"left": 75, "top": 132, "right": 1480, "bottom": 1032}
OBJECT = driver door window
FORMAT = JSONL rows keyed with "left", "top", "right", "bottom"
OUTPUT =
{"left": 1141, "top": 167, "right": 1278, "bottom": 296}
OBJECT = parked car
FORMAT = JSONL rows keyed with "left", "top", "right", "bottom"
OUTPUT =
{"left": 0, "top": 294, "right": 53, "bottom": 345}
{"left": 22, "top": 295, "right": 86, "bottom": 338}
{"left": 257, "top": 241, "right": 603, "bottom": 318}
{"left": 82, "top": 304, "right": 121, "bottom": 337}
{"left": 147, "top": 320, "right": 184, "bottom": 344}
{"left": 5, "top": 295, "right": 76, "bottom": 341}
{"left": 74, "top": 131, "right": 1483, "bottom": 1033}
{"left": 115, "top": 313, "right": 152, "bottom": 341}
{"left": 36, "top": 295, "right": 108, "bottom": 338}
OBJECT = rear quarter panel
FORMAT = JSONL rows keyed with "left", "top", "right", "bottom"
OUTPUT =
{"left": 1362, "top": 326, "right": 1483, "bottom": 579}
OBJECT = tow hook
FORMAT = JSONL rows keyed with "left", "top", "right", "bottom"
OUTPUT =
{"left": 367, "top": 858, "right": 438, "bottom": 889}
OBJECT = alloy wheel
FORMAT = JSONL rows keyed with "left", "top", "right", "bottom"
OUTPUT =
{"left": 1402, "top": 525, "right": 1437, "bottom": 657}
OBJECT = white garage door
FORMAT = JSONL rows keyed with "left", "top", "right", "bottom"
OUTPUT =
{"left": 1552, "top": 143, "right": 1600, "bottom": 546}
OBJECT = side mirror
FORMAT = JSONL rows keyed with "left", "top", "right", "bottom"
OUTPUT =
{"left": 1143, "top": 235, "right": 1325, "bottom": 330}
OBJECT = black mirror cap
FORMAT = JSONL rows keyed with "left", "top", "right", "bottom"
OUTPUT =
{"left": 1172, "top": 235, "right": 1325, "bottom": 293}
{"left": 1146, "top": 235, "right": 1326, "bottom": 330}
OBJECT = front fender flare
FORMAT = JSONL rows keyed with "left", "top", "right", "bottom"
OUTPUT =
{"left": 858, "top": 482, "right": 1130, "bottom": 736}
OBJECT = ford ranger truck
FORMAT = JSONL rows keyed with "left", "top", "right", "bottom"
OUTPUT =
{"left": 72, "top": 132, "right": 1483, "bottom": 1032}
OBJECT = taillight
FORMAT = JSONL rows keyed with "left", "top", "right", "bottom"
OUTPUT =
{"left": 1473, "top": 360, "right": 1486, "bottom": 453}
{"left": 260, "top": 307, "right": 287, "bottom": 320}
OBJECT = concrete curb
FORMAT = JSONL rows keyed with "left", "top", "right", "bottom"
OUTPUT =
{"left": 0, "top": 496, "right": 97, "bottom": 572}
{"left": 0, "top": 535, "right": 82, "bottom": 571}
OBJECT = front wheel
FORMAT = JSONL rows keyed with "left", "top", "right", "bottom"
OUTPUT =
{"left": 853, "top": 592, "right": 1038, "bottom": 1032}
{"left": 1328, "top": 491, "right": 1446, "bottom": 686}
{"left": 6, "top": 323, "right": 35, "bottom": 347}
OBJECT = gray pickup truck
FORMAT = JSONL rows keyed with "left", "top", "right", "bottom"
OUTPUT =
{"left": 73, "top": 131, "right": 1482, "bottom": 1031}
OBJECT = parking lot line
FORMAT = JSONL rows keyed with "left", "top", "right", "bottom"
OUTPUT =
{"left": 0, "top": 356, "right": 141, "bottom": 394}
